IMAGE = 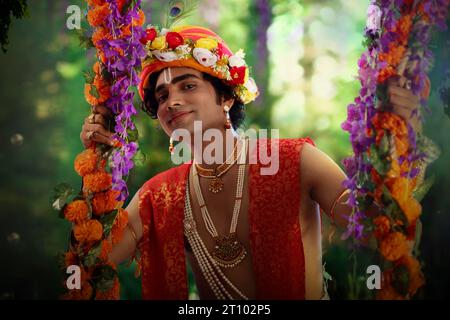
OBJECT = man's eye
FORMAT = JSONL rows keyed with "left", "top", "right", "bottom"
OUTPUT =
{"left": 157, "top": 95, "right": 167, "bottom": 103}
{"left": 184, "top": 83, "right": 196, "bottom": 90}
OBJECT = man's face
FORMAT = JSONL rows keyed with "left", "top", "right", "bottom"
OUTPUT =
{"left": 154, "top": 67, "right": 228, "bottom": 136}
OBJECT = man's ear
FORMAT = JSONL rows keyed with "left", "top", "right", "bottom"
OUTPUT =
{"left": 221, "top": 96, "right": 235, "bottom": 109}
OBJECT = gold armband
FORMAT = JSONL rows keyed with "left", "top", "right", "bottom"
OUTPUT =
{"left": 330, "top": 188, "right": 351, "bottom": 222}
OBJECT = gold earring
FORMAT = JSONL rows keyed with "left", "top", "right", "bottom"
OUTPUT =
{"left": 224, "top": 105, "right": 231, "bottom": 129}
{"left": 169, "top": 137, "right": 174, "bottom": 155}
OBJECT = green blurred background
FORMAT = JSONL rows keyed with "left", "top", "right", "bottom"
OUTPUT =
{"left": 0, "top": 0, "right": 448, "bottom": 299}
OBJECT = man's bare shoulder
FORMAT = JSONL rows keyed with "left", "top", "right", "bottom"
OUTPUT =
{"left": 299, "top": 142, "right": 319, "bottom": 194}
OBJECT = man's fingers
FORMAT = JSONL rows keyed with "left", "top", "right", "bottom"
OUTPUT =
{"left": 388, "top": 92, "right": 419, "bottom": 111}
{"left": 92, "top": 105, "right": 113, "bottom": 117}
{"left": 83, "top": 123, "right": 113, "bottom": 138}
{"left": 84, "top": 113, "right": 109, "bottom": 127}
{"left": 387, "top": 75, "right": 408, "bottom": 89}
{"left": 387, "top": 84, "right": 419, "bottom": 101}
{"left": 81, "top": 127, "right": 114, "bottom": 146}
{"left": 88, "top": 131, "right": 114, "bottom": 146}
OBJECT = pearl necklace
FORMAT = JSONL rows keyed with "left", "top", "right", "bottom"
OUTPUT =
{"left": 183, "top": 140, "right": 249, "bottom": 300}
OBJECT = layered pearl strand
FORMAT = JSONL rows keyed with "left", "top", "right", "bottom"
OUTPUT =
{"left": 192, "top": 140, "right": 247, "bottom": 268}
{"left": 183, "top": 139, "right": 249, "bottom": 300}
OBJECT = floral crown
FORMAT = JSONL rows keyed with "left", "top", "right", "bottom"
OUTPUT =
{"left": 138, "top": 25, "right": 259, "bottom": 105}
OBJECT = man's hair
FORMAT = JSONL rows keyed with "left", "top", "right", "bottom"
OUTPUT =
{"left": 141, "top": 70, "right": 245, "bottom": 130}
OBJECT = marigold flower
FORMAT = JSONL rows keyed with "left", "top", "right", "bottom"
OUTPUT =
{"left": 95, "top": 277, "right": 120, "bottom": 300}
{"left": 397, "top": 255, "right": 425, "bottom": 296}
{"left": 61, "top": 281, "right": 94, "bottom": 300}
{"left": 121, "top": 24, "right": 132, "bottom": 37}
{"left": 93, "top": 75, "right": 111, "bottom": 104}
{"left": 92, "top": 26, "right": 110, "bottom": 48}
{"left": 84, "top": 83, "right": 98, "bottom": 106}
{"left": 64, "top": 200, "right": 89, "bottom": 224}
{"left": 395, "top": 14, "right": 413, "bottom": 41}
{"left": 64, "top": 251, "right": 78, "bottom": 267}
{"left": 388, "top": 177, "right": 421, "bottom": 224}
{"left": 111, "top": 208, "right": 128, "bottom": 245}
{"left": 93, "top": 61, "right": 101, "bottom": 75}
{"left": 377, "top": 65, "right": 396, "bottom": 83}
{"left": 132, "top": 9, "right": 145, "bottom": 27}
{"left": 373, "top": 215, "right": 391, "bottom": 239}
{"left": 74, "top": 220, "right": 103, "bottom": 244}
{"left": 87, "top": 3, "right": 110, "bottom": 27}
{"left": 92, "top": 189, "right": 121, "bottom": 215}
{"left": 87, "top": 0, "right": 105, "bottom": 6}
{"left": 74, "top": 148, "right": 98, "bottom": 177}
{"left": 84, "top": 76, "right": 110, "bottom": 106}
{"left": 99, "top": 52, "right": 107, "bottom": 64}
{"left": 381, "top": 45, "right": 406, "bottom": 67}
{"left": 379, "top": 231, "right": 409, "bottom": 261}
{"left": 83, "top": 171, "right": 112, "bottom": 193}
{"left": 394, "top": 136, "right": 409, "bottom": 157}
{"left": 376, "top": 285, "right": 405, "bottom": 300}
{"left": 387, "top": 159, "right": 400, "bottom": 179}
{"left": 99, "top": 240, "right": 113, "bottom": 262}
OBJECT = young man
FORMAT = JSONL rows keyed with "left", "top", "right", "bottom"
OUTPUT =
{"left": 80, "top": 26, "right": 423, "bottom": 299}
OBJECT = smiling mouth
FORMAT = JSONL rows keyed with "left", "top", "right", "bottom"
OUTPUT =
{"left": 168, "top": 111, "right": 193, "bottom": 124}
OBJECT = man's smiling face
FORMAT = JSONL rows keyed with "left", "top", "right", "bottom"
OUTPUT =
{"left": 155, "top": 67, "right": 231, "bottom": 136}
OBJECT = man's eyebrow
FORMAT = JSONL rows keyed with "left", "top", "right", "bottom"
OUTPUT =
{"left": 155, "top": 74, "right": 202, "bottom": 95}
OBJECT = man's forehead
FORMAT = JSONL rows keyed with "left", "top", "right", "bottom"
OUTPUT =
{"left": 155, "top": 67, "right": 203, "bottom": 86}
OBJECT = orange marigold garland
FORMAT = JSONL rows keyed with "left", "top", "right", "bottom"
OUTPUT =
{"left": 53, "top": 0, "right": 146, "bottom": 300}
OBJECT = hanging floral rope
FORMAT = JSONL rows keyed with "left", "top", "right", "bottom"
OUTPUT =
{"left": 341, "top": 0, "right": 448, "bottom": 299}
{"left": 53, "top": 0, "right": 146, "bottom": 300}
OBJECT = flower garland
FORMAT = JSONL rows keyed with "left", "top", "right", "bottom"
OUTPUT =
{"left": 341, "top": 0, "right": 448, "bottom": 299}
{"left": 53, "top": 0, "right": 146, "bottom": 300}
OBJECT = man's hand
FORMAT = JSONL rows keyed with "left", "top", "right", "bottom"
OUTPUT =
{"left": 80, "top": 105, "right": 115, "bottom": 148}
{"left": 386, "top": 76, "right": 423, "bottom": 134}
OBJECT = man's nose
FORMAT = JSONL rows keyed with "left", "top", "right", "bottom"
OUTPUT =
{"left": 166, "top": 90, "right": 184, "bottom": 111}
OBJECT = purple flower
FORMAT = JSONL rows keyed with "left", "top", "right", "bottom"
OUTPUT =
{"left": 98, "top": 0, "right": 145, "bottom": 200}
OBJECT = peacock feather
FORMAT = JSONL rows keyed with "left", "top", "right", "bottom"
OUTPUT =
{"left": 164, "top": 0, "right": 199, "bottom": 29}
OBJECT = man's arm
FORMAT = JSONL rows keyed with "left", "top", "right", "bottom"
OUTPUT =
{"left": 108, "top": 189, "right": 144, "bottom": 265}
{"left": 300, "top": 142, "right": 352, "bottom": 228}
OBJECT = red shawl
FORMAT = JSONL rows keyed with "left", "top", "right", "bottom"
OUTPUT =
{"left": 138, "top": 138, "right": 315, "bottom": 299}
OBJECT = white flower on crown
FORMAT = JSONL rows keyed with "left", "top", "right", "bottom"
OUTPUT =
{"left": 193, "top": 48, "right": 218, "bottom": 67}
{"left": 152, "top": 50, "right": 178, "bottom": 62}
{"left": 245, "top": 77, "right": 258, "bottom": 94}
{"left": 176, "top": 44, "right": 191, "bottom": 58}
{"left": 160, "top": 28, "right": 169, "bottom": 36}
{"left": 229, "top": 49, "right": 246, "bottom": 67}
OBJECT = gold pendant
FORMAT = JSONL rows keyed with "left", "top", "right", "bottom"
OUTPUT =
{"left": 212, "top": 234, "right": 247, "bottom": 268}
{"left": 208, "top": 176, "right": 224, "bottom": 193}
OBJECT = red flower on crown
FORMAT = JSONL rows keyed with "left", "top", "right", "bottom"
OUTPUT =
{"left": 166, "top": 32, "right": 184, "bottom": 49}
{"left": 140, "top": 28, "right": 157, "bottom": 45}
{"left": 229, "top": 66, "right": 246, "bottom": 85}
